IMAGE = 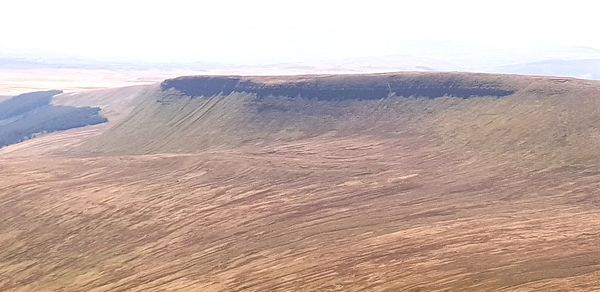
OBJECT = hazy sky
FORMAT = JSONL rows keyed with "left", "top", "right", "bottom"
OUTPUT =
{"left": 1, "top": 0, "right": 600, "bottom": 65}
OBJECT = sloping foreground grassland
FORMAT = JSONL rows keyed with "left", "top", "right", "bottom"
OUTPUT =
{"left": 0, "top": 72, "right": 599, "bottom": 291}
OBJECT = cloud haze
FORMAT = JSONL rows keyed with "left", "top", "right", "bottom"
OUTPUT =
{"left": 1, "top": 0, "right": 599, "bottom": 65}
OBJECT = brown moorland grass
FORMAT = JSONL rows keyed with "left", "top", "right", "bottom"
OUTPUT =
{"left": 0, "top": 72, "right": 599, "bottom": 291}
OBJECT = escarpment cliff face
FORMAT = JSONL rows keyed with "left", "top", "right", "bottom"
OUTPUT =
{"left": 82, "top": 72, "right": 600, "bottom": 169}
{"left": 160, "top": 73, "right": 515, "bottom": 99}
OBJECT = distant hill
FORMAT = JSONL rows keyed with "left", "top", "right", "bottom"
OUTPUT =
{"left": 493, "top": 59, "right": 600, "bottom": 80}
{"left": 0, "top": 57, "right": 225, "bottom": 71}
{"left": 0, "top": 90, "right": 107, "bottom": 147}
{"left": 4, "top": 54, "right": 600, "bottom": 81}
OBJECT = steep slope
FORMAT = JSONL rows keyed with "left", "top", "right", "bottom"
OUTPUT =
{"left": 0, "top": 90, "right": 107, "bottom": 148}
{"left": 0, "top": 84, "right": 154, "bottom": 156}
{"left": 1, "top": 72, "right": 599, "bottom": 291}
{"left": 87, "top": 72, "right": 520, "bottom": 155}
{"left": 0, "top": 90, "right": 60, "bottom": 119}
{"left": 83, "top": 73, "right": 600, "bottom": 169}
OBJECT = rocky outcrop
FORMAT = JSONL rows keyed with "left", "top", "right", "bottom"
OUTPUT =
{"left": 161, "top": 73, "right": 515, "bottom": 99}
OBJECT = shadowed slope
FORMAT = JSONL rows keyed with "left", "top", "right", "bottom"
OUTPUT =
{"left": 0, "top": 90, "right": 61, "bottom": 119}
{"left": 160, "top": 73, "right": 515, "bottom": 99}
{"left": 0, "top": 90, "right": 107, "bottom": 148}
{"left": 0, "top": 84, "right": 155, "bottom": 157}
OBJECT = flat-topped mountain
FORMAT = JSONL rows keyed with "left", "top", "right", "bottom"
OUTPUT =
{"left": 83, "top": 72, "right": 600, "bottom": 169}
